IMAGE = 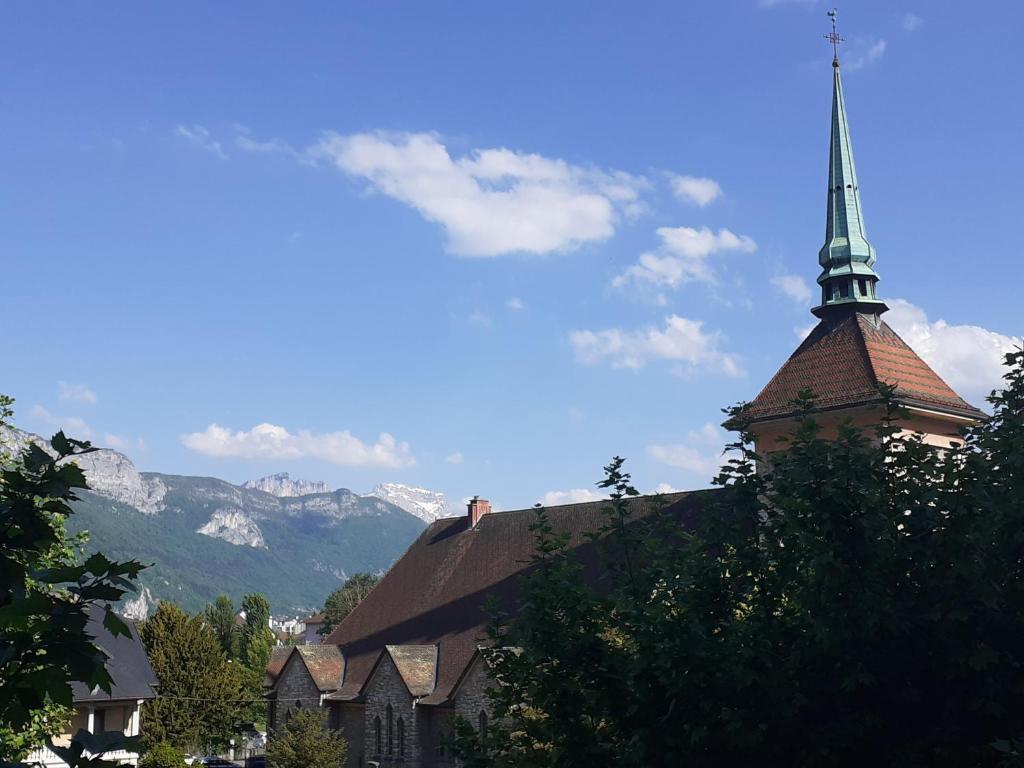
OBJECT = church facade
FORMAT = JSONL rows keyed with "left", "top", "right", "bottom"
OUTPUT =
{"left": 265, "top": 44, "right": 983, "bottom": 768}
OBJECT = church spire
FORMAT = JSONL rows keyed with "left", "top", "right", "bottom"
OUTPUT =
{"left": 812, "top": 9, "right": 888, "bottom": 318}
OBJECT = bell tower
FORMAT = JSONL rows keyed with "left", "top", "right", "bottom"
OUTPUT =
{"left": 740, "top": 10, "right": 984, "bottom": 454}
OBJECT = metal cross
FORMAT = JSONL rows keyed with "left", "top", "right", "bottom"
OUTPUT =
{"left": 824, "top": 8, "right": 845, "bottom": 62}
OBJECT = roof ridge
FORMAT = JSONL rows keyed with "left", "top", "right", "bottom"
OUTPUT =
{"left": 853, "top": 314, "right": 886, "bottom": 391}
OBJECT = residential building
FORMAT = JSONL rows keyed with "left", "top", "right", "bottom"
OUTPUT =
{"left": 27, "top": 606, "right": 158, "bottom": 768}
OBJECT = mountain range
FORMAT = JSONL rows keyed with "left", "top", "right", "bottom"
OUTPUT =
{"left": 1, "top": 429, "right": 454, "bottom": 618}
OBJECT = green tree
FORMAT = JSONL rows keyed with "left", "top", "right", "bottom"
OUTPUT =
{"left": 453, "top": 352, "right": 1024, "bottom": 768}
{"left": 204, "top": 594, "right": 238, "bottom": 659}
{"left": 320, "top": 573, "right": 379, "bottom": 635}
{"left": 138, "top": 743, "right": 187, "bottom": 768}
{"left": 0, "top": 396, "right": 144, "bottom": 765}
{"left": 139, "top": 602, "right": 244, "bottom": 752}
{"left": 266, "top": 709, "right": 346, "bottom": 768}
{"left": 237, "top": 593, "right": 276, "bottom": 725}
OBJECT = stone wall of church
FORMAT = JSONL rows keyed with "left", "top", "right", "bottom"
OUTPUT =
{"left": 270, "top": 653, "right": 321, "bottom": 734}
{"left": 363, "top": 655, "right": 419, "bottom": 766}
{"left": 328, "top": 702, "right": 366, "bottom": 768}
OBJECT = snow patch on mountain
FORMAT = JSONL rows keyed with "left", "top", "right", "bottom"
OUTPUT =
{"left": 366, "top": 483, "right": 453, "bottom": 523}
{"left": 197, "top": 508, "right": 266, "bottom": 547}
{"left": 243, "top": 472, "right": 331, "bottom": 497}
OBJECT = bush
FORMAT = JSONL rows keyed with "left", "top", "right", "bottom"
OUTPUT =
{"left": 140, "top": 743, "right": 187, "bottom": 768}
{"left": 267, "top": 709, "right": 346, "bottom": 768}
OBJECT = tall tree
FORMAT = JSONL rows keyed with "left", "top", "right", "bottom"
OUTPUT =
{"left": 238, "top": 593, "right": 276, "bottom": 725}
{"left": 139, "top": 602, "right": 244, "bottom": 751}
{"left": 266, "top": 709, "right": 346, "bottom": 768}
{"left": 320, "top": 573, "right": 379, "bottom": 635}
{"left": 0, "top": 396, "right": 144, "bottom": 766}
{"left": 203, "top": 594, "right": 238, "bottom": 659}
{"left": 453, "top": 352, "right": 1024, "bottom": 768}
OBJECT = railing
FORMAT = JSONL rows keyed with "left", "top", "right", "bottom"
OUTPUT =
{"left": 24, "top": 745, "right": 139, "bottom": 768}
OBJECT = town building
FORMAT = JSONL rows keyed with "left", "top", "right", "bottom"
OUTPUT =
{"left": 27, "top": 607, "right": 158, "bottom": 768}
{"left": 265, "top": 37, "right": 984, "bottom": 768}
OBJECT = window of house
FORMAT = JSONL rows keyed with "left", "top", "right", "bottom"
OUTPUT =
{"left": 93, "top": 709, "right": 106, "bottom": 734}
{"left": 386, "top": 704, "right": 394, "bottom": 755}
{"left": 397, "top": 717, "right": 405, "bottom": 757}
{"left": 478, "top": 711, "right": 488, "bottom": 741}
{"left": 374, "top": 716, "right": 382, "bottom": 755}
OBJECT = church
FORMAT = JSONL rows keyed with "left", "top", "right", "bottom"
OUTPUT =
{"left": 264, "top": 41, "right": 983, "bottom": 768}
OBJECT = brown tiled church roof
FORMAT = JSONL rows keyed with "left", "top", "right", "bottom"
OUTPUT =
{"left": 324, "top": 491, "right": 717, "bottom": 706}
{"left": 742, "top": 313, "right": 984, "bottom": 423}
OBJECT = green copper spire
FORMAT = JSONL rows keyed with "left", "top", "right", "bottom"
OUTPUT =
{"left": 812, "top": 12, "right": 888, "bottom": 318}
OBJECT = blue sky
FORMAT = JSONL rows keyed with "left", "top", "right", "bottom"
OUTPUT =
{"left": 3, "top": 1, "right": 1021, "bottom": 510}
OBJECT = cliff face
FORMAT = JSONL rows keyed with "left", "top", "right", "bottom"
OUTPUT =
{"left": 242, "top": 472, "right": 330, "bottom": 497}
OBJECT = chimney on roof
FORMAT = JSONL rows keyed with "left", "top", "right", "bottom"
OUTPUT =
{"left": 467, "top": 496, "right": 491, "bottom": 528}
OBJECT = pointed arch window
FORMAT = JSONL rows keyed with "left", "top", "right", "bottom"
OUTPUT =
{"left": 478, "top": 710, "right": 488, "bottom": 741}
{"left": 386, "top": 703, "right": 394, "bottom": 754}
{"left": 397, "top": 717, "right": 406, "bottom": 757}
{"left": 374, "top": 715, "right": 382, "bottom": 754}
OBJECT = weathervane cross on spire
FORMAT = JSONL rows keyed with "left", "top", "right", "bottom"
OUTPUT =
{"left": 825, "top": 8, "right": 845, "bottom": 65}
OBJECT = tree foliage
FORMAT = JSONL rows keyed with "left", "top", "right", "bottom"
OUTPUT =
{"left": 0, "top": 396, "right": 144, "bottom": 766}
{"left": 204, "top": 594, "right": 238, "bottom": 659}
{"left": 320, "top": 572, "right": 379, "bottom": 635}
{"left": 138, "top": 744, "right": 186, "bottom": 768}
{"left": 266, "top": 709, "right": 346, "bottom": 768}
{"left": 453, "top": 351, "right": 1024, "bottom": 767}
{"left": 139, "top": 602, "right": 244, "bottom": 752}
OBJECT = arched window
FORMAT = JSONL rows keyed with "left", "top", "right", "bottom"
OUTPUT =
{"left": 478, "top": 711, "right": 488, "bottom": 740}
{"left": 373, "top": 716, "right": 382, "bottom": 754}
{"left": 397, "top": 717, "right": 405, "bottom": 756}
{"left": 386, "top": 704, "right": 394, "bottom": 754}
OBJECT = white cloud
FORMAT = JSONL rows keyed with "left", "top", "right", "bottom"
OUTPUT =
{"left": 175, "top": 124, "right": 227, "bottom": 159}
{"left": 570, "top": 314, "right": 743, "bottom": 377}
{"left": 468, "top": 311, "right": 492, "bottom": 328}
{"left": 28, "top": 405, "right": 92, "bottom": 439}
{"left": 669, "top": 175, "right": 722, "bottom": 207}
{"left": 771, "top": 274, "right": 813, "bottom": 305}
{"left": 311, "top": 131, "right": 645, "bottom": 257}
{"left": 180, "top": 423, "right": 415, "bottom": 468}
{"left": 104, "top": 433, "right": 146, "bottom": 453}
{"left": 886, "top": 299, "right": 1021, "bottom": 406}
{"left": 58, "top": 382, "right": 97, "bottom": 404}
{"left": 613, "top": 226, "right": 757, "bottom": 290}
{"left": 846, "top": 39, "right": 887, "bottom": 71}
{"left": 506, "top": 297, "right": 525, "bottom": 311}
{"left": 236, "top": 134, "right": 296, "bottom": 156}
{"left": 445, "top": 451, "right": 464, "bottom": 465}
{"left": 650, "top": 482, "right": 681, "bottom": 494}
{"left": 648, "top": 423, "right": 727, "bottom": 480}
{"left": 795, "top": 321, "right": 817, "bottom": 342}
{"left": 539, "top": 488, "right": 604, "bottom": 506}
{"left": 903, "top": 13, "right": 923, "bottom": 32}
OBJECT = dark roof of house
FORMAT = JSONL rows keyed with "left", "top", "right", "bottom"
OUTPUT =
{"left": 324, "top": 490, "right": 717, "bottom": 706}
{"left": 265, "top": 646, "right": 292, "bottom": 687}
{"left": 72, "top": 606, "right": 158, "bottom": 703}
{"left": 294, "top": 644, "right": 344, "bottom": 691}
{"left": 742, "top": 313, "right": 985, "bottom": 424}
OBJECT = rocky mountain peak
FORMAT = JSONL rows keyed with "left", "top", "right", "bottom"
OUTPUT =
{"left": 366, "top": 482, "right": 453, "bottom": 524}
{"left": 242, "top": 472, "right": 331, "bottom": 497}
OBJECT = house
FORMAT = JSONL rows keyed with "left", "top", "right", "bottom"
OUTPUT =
{"left": 265, "top": 40, "right": 985, "bottom": 768}
{"left": 27, "top": 606, "right": 158, "bottom": 768}
{"left": 302, "top": 612, "right": 326, "bottom": 645}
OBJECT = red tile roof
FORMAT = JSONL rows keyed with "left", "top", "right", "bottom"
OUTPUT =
{"left": 324, "top": 491, "right": 716, "bottom": 706}
{"left": 742, "top": 313, "right": 984, "bottom": 423}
